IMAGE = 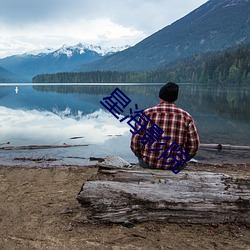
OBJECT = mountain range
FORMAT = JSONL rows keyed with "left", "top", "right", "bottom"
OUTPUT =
{"left": 0, "top": 44, "right": 129, "bottom": 82}
{"left": 0, "top": 0, "right": 249, "bottom": 82}
{"left": 0, "top": 66, "right": 24, "bottom": 83}
{"left": 75, "top": 0, "right": 250, "bottom": 72}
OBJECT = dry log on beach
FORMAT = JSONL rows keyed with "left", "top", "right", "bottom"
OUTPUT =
{"left": 14, "top": 157, "right": 57, "bottom": 162}
{"left": 77, "top": 163, "right": 250, "bottom": 225}
{"left": 0, "top": 144, "right": 89, "bottom": 151}
{"left": 200, "top": 143, "right": 250, "bottom": 151}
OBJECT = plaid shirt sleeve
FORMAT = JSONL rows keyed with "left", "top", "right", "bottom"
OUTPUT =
{"left": 186, "top": 118, "right": 200, "bottom": 158}
{"left": 130, "top": 116, "right": 146, "bottom": 158}
{"left": 130, "top": 133, "right": 142, "bottom": 158}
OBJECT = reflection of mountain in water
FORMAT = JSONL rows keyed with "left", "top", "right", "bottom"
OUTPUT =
{"left": 1, "top": 84, "right": 250, "bottom": 163}
{"left": 0, "top": 106, "right": 129, "bottom": 146}
{"left": 33, "top": 84, "right": 250, "bottom": 123}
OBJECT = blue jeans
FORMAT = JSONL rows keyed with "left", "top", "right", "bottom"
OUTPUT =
{"left": 138, "top": 158, "right": 155, "bottom": 169}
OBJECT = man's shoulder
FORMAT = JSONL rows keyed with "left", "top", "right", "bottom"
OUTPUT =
{"left": 144, "top": 105, "right": 159, "bottom": 113}
{"left": 144, "top": 103, "right": 193, "bottom": 119}
{"left": 175, "top": 106, "right": 193, "bottom": 118}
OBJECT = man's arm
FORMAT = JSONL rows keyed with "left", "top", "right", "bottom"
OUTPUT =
{"left": 186, "top": 119, "right": 200, "bottom": 158}
{"left": 130, "top": 132, "right": 142, "bottom": 158}
{"left": 130, "top": 113, "right": 148, "bottom": 158}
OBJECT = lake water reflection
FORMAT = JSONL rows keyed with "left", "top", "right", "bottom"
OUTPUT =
{"left": 0, "top": 83, "right": 249, "bottom": 166}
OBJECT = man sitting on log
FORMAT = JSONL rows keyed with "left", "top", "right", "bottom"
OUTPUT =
{"left": 130, "top": 82, "right": 200, "bottom": 173}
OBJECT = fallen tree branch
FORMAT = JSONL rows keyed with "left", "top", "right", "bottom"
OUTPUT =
{"left": 14, "top": 157, "right": 57, "bottom": 162}
{"left": 200, "top": 144, "right": 250, "bottom": 151}
{"left": 0, "top": 144, "right": 89, "bottom": 151}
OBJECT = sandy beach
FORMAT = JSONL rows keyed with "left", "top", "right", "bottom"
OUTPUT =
{"left": 0, "top": 163, "right": 250, "bottom": 250}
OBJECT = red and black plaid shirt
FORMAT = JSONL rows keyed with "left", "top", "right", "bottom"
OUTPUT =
{"left": 130, "top": 101, "right": 200, "bottom": 169}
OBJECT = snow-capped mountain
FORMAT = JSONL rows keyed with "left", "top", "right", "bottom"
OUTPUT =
{"left": 51, "top": 43, "right": 130, "bottom": 58}
{"left": 0, "top": 43, "right": 130, "bottom": 81}
{"left": 29, "top": 43, "right": 130, "bottom": 58}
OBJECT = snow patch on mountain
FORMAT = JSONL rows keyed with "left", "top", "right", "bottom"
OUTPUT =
{"left": 52, "top": 43, "right": 130, "bottom": 58}
{"left": 24, "top": 47, "right": 55, "bottom": 56}
{"left": 2, "top": 42, "right": 130, "bottom": 60}
{"left": 26, "top": 43, "right": 130, "bottom": 59}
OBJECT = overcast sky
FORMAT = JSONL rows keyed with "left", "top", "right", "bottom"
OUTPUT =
{"left": 0, "top": 0, "right": 208, "bottom": 58}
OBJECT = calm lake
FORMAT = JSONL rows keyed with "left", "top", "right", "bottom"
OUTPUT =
{"left": 0, "top": 83, "right": 250, "bottom": 167}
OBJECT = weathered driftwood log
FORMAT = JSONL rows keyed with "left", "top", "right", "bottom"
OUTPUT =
{"left": 77, "top": 164, "right": 250, "bottom": 225}
{"left": 200, "top": 143, "right": 250, "bottom": 151}
{"left": 0, "top": 144, "right": 88, "bottom": 151}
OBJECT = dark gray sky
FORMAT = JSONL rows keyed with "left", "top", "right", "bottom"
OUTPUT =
{"left": 0, "top": 0, "right": 208, "bottom": 57}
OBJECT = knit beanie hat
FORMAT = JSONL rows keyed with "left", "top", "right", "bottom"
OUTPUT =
{"left": 159, "top": 82, "right": 179, "bottom": 102}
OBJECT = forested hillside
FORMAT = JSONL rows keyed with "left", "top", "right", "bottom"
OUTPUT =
{"left": 33, "top": 44, "right": 250, "bottom": 85}
{"left": 151, "top": 43, "right": 250, "bottom": 84}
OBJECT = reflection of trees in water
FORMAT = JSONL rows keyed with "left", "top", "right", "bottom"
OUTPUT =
{"left": 33, "top": 84, "right": 250, "bottom": 122}
{"left": 178, "top": 84, "right": 250, "bottom": 122}
{"left": 33, "top": 84, "right": 159, "bottom": 96}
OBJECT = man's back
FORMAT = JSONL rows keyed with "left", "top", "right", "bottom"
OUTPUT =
{"left": 130, "top": 82, "right": 200, "bottom": 170}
